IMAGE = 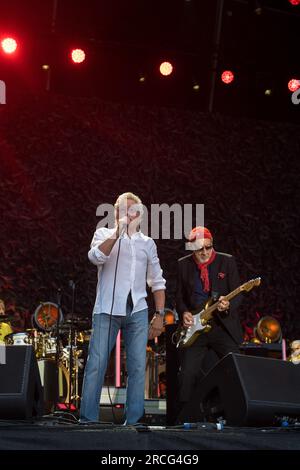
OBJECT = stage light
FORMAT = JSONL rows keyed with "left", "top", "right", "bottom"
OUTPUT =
{"left": 71, "top": 48, "right": 86, "bottom": 64}
{"left": 221, "top": 70, "right": 234, "bottom": 84}
{"left": 288, "top": 0, "right": 300, "bottom": 6}
{"left": 288, "top": 79, "right": 300, "bottom": 92}
{"left": 159, "top": 61, "right": 173, "bottom": 76}
{"left": 264, "top": 89, "right": 272, "bottom": 96}
{"left": 1, "top": 37, "right": 18, "bottom": 54}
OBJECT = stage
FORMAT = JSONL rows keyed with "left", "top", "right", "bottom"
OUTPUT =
{"left": 1, "top": 416, "right": 300, "bottom": 454}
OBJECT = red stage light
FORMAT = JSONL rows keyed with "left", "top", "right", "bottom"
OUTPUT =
{"left": 159, "top": 61, "right": 173, "bottom": 76}
{"left": 71, "top": 48, "right": 86, "bottom": 64}
{"left": 288, "top": 0, "right": 300, "bottom": 6}
{"left": 1, "top": 37, "right": 18, "bottom": 54}
{"left": 288, "top": 79, "right": 300, "bottom": 92}
{"left": 221, "top": 70, "right": 235, "bottom": 84}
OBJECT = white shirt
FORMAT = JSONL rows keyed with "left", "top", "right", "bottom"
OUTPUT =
{"left": 88, "top": 227, "right": 166, "bottom": 315}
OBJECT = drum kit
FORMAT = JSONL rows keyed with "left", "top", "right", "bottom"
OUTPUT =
{"left": 0, "top": 302, "right": 91, "bottom": 413}
{"left": 0, "top": 303, "right": 176, "bottom": 410}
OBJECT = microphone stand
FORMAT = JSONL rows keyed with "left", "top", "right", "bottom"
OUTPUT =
{"left": 55, "top": 288, "right": 62, "bottom": 409}
{"left": 68, "top": 280, "right": 76, "bottom": 410}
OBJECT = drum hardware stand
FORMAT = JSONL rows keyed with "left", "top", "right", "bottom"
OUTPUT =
{"left": 153, "top": 338, "right": 162, "bottom": 398}
{"left": 67, "top": 279, "right": 78, "bottom": 410}
{"left": 54, "top": 288, "right": 63, "bottom": 410}
{"left": 53, "top": 286, "right": 78, "bottom": 414}
{"left": 72, "top": 341, "right": 80, "bottom": 407}
{"left": 66, "top": 328, "right": 80, "bottom": 408}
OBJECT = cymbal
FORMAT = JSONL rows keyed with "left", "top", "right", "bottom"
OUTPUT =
{"left": 65, "top": 319, "right": 90, "bottom": 325}
{"left": 64, "top": 314, "right": 90, "bottom": 322}
{"left": 58, "top": 324, "right": 73, "bottom": 331}
{"left": 59, "top": 320, "right": 90, "bottom": 331}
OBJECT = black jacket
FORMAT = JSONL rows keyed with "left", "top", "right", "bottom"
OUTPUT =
{"left": 176, "top": 252, "right": 243, "bottom": 344}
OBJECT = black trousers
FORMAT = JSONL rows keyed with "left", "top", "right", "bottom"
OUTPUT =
{"left": 176, "top": 320, "right": 240, "bottom": 423}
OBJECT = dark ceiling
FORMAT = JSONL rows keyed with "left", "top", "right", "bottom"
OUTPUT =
{"left": 0, "top": 0, "right": 300, "bottom": 122}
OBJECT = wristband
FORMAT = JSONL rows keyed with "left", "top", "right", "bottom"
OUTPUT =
{"left": 155, "top": 309, "right": 165, "bottom": 317}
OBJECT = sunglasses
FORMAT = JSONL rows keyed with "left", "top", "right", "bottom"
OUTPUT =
{"left": 196, "top": 245, "right": 213, "bottom": 253}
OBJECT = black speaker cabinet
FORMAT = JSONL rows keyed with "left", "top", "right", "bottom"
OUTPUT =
{"left": 0, "top": 345, "right": 44, "bottom": 419}
{"left": 199, "top": 353, "right": 300, "bottom": 426}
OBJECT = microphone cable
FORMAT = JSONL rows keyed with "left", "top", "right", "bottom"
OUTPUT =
{"left": 105, "top": 228, "right": 124, "bottom": 424}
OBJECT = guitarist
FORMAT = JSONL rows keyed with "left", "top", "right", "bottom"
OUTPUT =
{"left": 175, "top": 226, "right": 243, "bottom": 423}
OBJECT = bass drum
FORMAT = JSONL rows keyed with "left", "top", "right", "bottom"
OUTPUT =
{"left": 5, "top": 331, "right": 32, "bottom": 346}
{"left": 37, "top": 359, "right": 70, "bottom": 413}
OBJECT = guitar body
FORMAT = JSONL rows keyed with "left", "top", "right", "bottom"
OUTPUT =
{"left": 175, "top": 277, "right": 261, "bottom": 349}
{"left": 175, "top": 299, "right": 214, "bottom": 349}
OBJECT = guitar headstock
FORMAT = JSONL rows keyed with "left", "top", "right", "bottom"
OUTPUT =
{"left": 242, "top": 277, "right": 261, "bottom": 292}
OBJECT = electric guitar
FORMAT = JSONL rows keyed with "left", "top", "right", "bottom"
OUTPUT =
{"left": 175, "top": 277, "right": 261, "bottom": 349}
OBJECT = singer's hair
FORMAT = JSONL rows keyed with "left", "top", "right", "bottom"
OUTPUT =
{"left": 114, "top": 192, "right": 142, "bottom": 210}
{"left": 114, "top": 192, "right": 144, "bottom": 228}
{"left": 0, "top": 299, "right": 5, "bottom": 310}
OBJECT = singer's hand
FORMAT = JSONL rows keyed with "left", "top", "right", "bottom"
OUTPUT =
{"left": 148, "top": 313, "right": 164, "bottom": 340}
{"left": 117, "top": 216, "right": 129, "bottom": 236}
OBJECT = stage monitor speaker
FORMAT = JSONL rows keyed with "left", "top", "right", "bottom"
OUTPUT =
{"left": 0, "top": 345, "right": 44, "bottom": 419}
{"left": 199, "top": 353, "right": 300, "bottom": 426}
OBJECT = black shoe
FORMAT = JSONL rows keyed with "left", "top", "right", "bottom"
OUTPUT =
{"left": 124, "top": 413, "right": 148, "bottom": 427}
{"left": 79, "top": 419, "right": 100, "bottom": 425}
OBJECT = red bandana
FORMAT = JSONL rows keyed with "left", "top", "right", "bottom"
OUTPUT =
{"left": 193, "top": 249, "right": 216, "bottom": 293}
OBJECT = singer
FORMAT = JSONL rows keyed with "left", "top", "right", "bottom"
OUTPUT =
{"left": 80, "top": 192, "right": 166, "bottom": 425}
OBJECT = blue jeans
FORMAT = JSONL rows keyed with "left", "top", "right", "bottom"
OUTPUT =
{"left": 80, "top": 305, "right": 148, "bottom": 424}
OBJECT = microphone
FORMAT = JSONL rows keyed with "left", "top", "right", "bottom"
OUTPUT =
{"left": 120, "top": 226, "right": 127, "bottom": 237}
{"left": 118, "top": 216, "right": 128, "bottom": 237}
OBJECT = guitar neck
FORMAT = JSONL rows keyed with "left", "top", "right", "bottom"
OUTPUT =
{"left": 202, "top": 285, "right": 243, "bottom": 321}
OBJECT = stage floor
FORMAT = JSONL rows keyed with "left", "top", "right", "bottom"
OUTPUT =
{"left": 1, "top": 416, "right": 300, "bottom": 455}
